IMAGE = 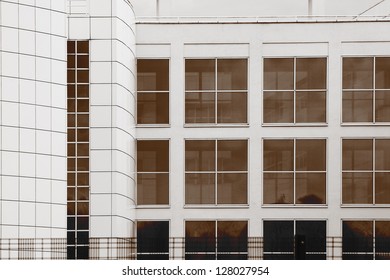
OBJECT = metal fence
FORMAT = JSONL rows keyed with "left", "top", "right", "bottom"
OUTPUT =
{"left": 1, "top": 237, "right": 389, "bottom": 260}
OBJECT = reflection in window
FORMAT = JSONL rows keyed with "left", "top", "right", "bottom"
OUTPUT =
{"left": 185, "top": 140, "right": 248, "bottom": 205}
{"left": 137, "top": 59, "right": 169, "bottom": 124}
{"left": 185, "top": 221, "right": 247, "bottom": 260}
{"left": 137, "top": 140, "right": 169, "bottom": 205}
{"left": 264, "top": 220, "right": 326, "bottom": 260}
{"left": 185, "top": 59, "right": 247, "bottom": 124}
{"left": 263, "top": 139, "right": 326, "bottom": 205}
{"left": 342, "top": 220, "right": 390, "bottom": 260}
{"left": 263, "top": 58, "right": 327, "bottom": 124}
{"left": 343, "top": 57, "right": 390, "bottom": 123}
{"left": 137, "top": 221, "right": 169, "bottom": 260}
{"left": 342, "top": 139, "right": 390, "bottom": 204}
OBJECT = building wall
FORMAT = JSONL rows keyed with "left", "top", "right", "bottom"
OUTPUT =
{"left": 135, "top": 21, "right": 390, "bottom": 242}
{"left": 67, "top": 0, "right": 136, "bottom": 242}
{"left": 0, "top": 0, "right": 67, "bottom": 258}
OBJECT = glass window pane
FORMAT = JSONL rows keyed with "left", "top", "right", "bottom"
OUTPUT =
{"left": 217, "top": 173, "right": 247, "bottom": 204}
{"left": 68, "top": 114, "right": 75, "bottom": 127}
{"left": 376, "top": 139, "right": 390, "bottom": 170}
{"left": 68, "top": 99, "right": 75, "bottom": 112}
{"left": 217, "top": 140, "right": 247, "bottom": 171}
{"left": 67, "top": 173, "right": 75, "bottom": 186}
{"left": 217, "top": 92, "right": 247, "bottom": 123}
{"left": 67, "top": 187, "right": 75, "bottom": 200}
{"left": 263, "top": 140, "right": 294, "bottom": 171}
{"left": 67, "top": 232, "right": 75, "bottom": 245}
{"left": 137, "top": 59, "right": 169, "bottom": 91}
{"left": 77, "top": 41, "right": 89, "bottom": 54}
{"left": 217, "top": 59, "right": 247, "bottom": 90}
{"left": 77, "top": 143, "right": 89, "bottom": 157}
{"left": 342, "top": 172, "right": 373, "bottom": 204}
{"left": 263, "top": 91, "right": 294, "bottom": 123}
{"left": 137, "top": 140, "right": 169, "bottom": 172}
{"left": 137, "top": 173, "right": 169, "bottom": 205}
{"left": 185, "top": 173, "right": 215, "bottom": 204}
{"left": 375, "top": 57, "right": 390, "bottom": 89}
{"left": 296, "top": 173, "right": 326, "bottom": 204}
{"left": 77, "top": 55, "right": 89, "bottom": 68}
{"left": 77, "top": 85, "right": 89, "bottom": 98}
{"left": 375, "top": 91, "right": 390, "bottom": 122}
{"left": 68, "top": 85, "right": 75, "bottom": 98}
{"left": 67, "top": 55, "right": 75, "bottom": 68}
{"left": 217, "top": 221, "right": 247, "bottom": 253}
{"left": 296, "top": 91, "right": 326, "bottom": 123}
{"left": 185, "top": 221, "right": 216, "bottom": 252}
{"left": 76, "top": 232, "right": 89, "bottom": 245}
{"left": 77, "top": 158, "right": 89, "bottom": 171}
{"left": 263, "top": 173, "right": 294, "bottom": 204}
{"left": 68, "top": 143, "right": 75, "bottom": 156}
{"left": 342, "top": 91, "right": 373, "bottom": 122}
{"left": 343, "top": 221, "right": 373, "bottom": 252}
{"left": 77, "top": 114, "right": 89, "bottom": 127}
{"left": 185, "top": 92, "right": 215, "bottom": 123}
{"left": 264, "top": 58, "right": 294, "bottom": 90}
{"left": 67, "top": 41, "right": 75, "bottom": 53}
{"left": 137, "top": 221, "right": 169, "bottom": 253}
{"left": 77, "top": 217, "right": 89, "bottom": 230}
{"left": 343, "top": 57, "right": 373, "bottom": 89}
{"left": 296, "top": 221, "right": 326, "bottom": 252}
{"left": 185, "top": 140, "right": 215, "bottom": 171}
{"left": 77, "top": 187, "right": 89, "bottom": 200}
{"left": 77, "top": 70, "right": 89, "bottom": 83}
{"left": 77, "top": 173, "right": 89, "bottom": 186}
{"left": 296, "top": 58, "right": 327, "bottom": 90}
{"left": 296, "top": 139, "right": 326, "bottom": 171}
{"left": 342, "top": 139, "right": 373, "bottom": 171}
{"left": 77, "top": 129, "right": 89, "bottom": 142}
{"left": 67, "top": 202, "right": 75, "bottom": 215}
{"left": 67, "top": 217, "right": 75, "bottom": 230}
{"left": 68, "top": 158, "right": 75, "bottom": 171}
{"left": 185, "top": 59, "right": 215, "bottom": 91}
{"left": 137, "top": 92, "right": 169, "bottom": 124}
{"left": 77, "top": 202, "right": 89, "bottom": 215}
{"left": 263, "top": 221, "right": 294, "bottom": 252}
{"left": 375, "top": 221, "right": 390, "bottom": 253}
{"left": 375, "top": 173, "right": 390, "bottom": 204}
{"left": 67, "top": 70, "right": 75, "bottom": 83}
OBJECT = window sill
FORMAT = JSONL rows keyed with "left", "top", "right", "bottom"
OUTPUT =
{"left": 261, "top": 204, "right": 328, "bottom": 208}
{"left": 341, "top": 204, "right": 390, "bottom": 208}
{"left": 184, "top": 124, "right": 250, "bottom": 128}
{"left": 136, "top": 205, "right": 171, "bottom": 209}
{"left": 184, "top": 204, "right": 249, "bottom": 209}
{"left": 136, "top": 124, "right": 171, "bottom": 128}
{"left": 341, "top": 123, "right": 390, "bottom": 126}
{"left": 262, "top": 123, "right": 328, "bottom": 127}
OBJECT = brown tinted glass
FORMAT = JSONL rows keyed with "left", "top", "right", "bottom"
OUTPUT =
{"left": 263, "top": 173, "right": 294, "bottom": 204}
{"left": 185, "top": 59, "right": 215, "bottom": 91}
{"left": 67, "top": 202, "right": 75, "bottom": 215}
{"left": 68, "top": 99, "right": 75, "bottom": 112}
{"left": 77, "top": 114, "right": 89, "bottom": 127}
{"left": 376, "top": 139, "right": 390, "bottom": 170}
{"left": 342, "top": 139, "right": 373, "bottom": 170}
{"left": 185, "top": 140, "right": 215, "bottom": 171}
{"left": 375, "top": 173, "right": 390, "bottom": 204}
{"left": 217, "top": 221, "right": 247, "bottom": 253}
{"left": 342, "top": 91, "right": 373, "bottom": 122}
{"left": 137, "top": 59, "right": 169, "bottom": 91}
{"left": 67, "top": 173, "right": 75, "bottom": 186}
{"left": 137, "top": 140, "right": 169, "bottom": 172}
{"left": 67, "top": 41, "right": 75, "bottom": 53}
{"left": 137, "top": 173, "right": 169, "bottom": 205}
{"left": 77, "top": 143, "right": 89, "bottom": 156}
{"left": 68, "top": 158, "right": 75, "bottom": 171}
{"left": 185, "top": 173, "right": 215, "bottom": 204}
{"left": 137, "top": 92, "right": 169, "bottom": 124}
{"left": 264, "top": 58, "right": 294, "bottom": 90}
{"left": 67, "top": 129, "right": 75, "bottom": 142}
{"left": 218, "top": 221, "right": 247, "bottom": 238}
{"left": 67, "top": 85, "right": 75, "bottom": 98}
{"left": 77, "top": 158, "right": 89, "bottom": 171}
{"left": 77, "top": 187, "right": 89, "bottom": 201}
{"left": 68, "top": 143, "right": 75, "bottom": 156}
{"left": 343, "top": 57, "right": 373, "bottom": 89}
{"left": 68, "top": 114, "right": 75, "bottom": 127}
{"left": 77, "top": 202, "right": 89, "bottom": 215}
{"left": 67, "top": 187, "right": 75, "bottom": 200}
{"left": 217, "top": 173, "right": 247, "bottom": 204}
{"left": 217, "top": 59, "right": 247, "bottom": 90}
{"left": 77, "top": 129, "right": 89, "bottom": 142}
{"left": 375, "top": 57, "right": 390, "bottom": 89}
{"left": 296, "top": 173, "right": 326, "bottom": 204}
{"left": 375, "top": 91, "right": 390, "bottom": 122}
{"left": 77, "top": 41, "right": 89, "bottom": 54}
{"left": 67, "top": 55, "right": 75, "bottom": 68}
{"left": 263, "top": 140, "right": 294, "bottom": 171}
{"left": 296, "top": 58, "right": 327, "bottom": 90}
{"left": 375, "top": 221, "right": 390, "bottom": 241}
{"left": 77, "top": 173, "right": 89, "bottom": 186}
{"left": 263, "top": 91, "right": 294, "bottom": 123}
{"left": 296, "top": 139, "right": 326, "bottom": 171}
{"left": 77, "top": 70, "right": 89, "bottom": 83}
{"left": 77, "top": 85, "right": 89, "bottom": 98}
{"left": 77, "top": 100, "right": 89, "bottom": 113}
{"left": 67, "top": 70, "right": 75, "bottom": 83}
{"left": 186, "top": 221, "right": 215, "bottom": 239}
{"left": 342, "top": 172, "right": 373, "bottom": 204}
{"left": 217, "top": 140, "right": 247, "bottom": 171}
{"left": 217, "top": 92, "right": 247, "bottom": 123}
{"left": 296, "top": 91, "right": 326, "bottom": 123}
{"left": 185, "top": 92, "right": 215, "bottom": 123}
{"left": 77, "top": 55, "right": 89, "bottom": 68}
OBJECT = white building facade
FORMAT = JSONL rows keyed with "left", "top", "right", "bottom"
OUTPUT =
{"left": 0, "top": 0, "right": 389, "bottom": 259}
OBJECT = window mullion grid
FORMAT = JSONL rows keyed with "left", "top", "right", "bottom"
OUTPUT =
{"left": 215, "top": 221, "right": 218, "bottom": 260}
{"left": 373, "top": 57, "right": 376, "bottom": 124}
{"left": 293, "top": 139, "right": 296, "bottom": 205}
{"left": 293, "top": 58, "right": 297, "bottom": 124}
{"left": 75, "top": 42, "right": 79, "bottom": 248}
{"left": 373, "top": 220, "right": 376, "bottom": 259}
{"left": 373, "top": 139, "right": 376, "bottom": 205}
{"left": 215, "top": 140, "right": 218, "bottom": 205}
{"left": 215, "top": 59, "right": 218, "bottom": 124}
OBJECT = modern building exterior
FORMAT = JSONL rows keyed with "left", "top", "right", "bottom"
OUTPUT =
{"left": 0, "top": 0, "right": 390, "bottom": 259}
